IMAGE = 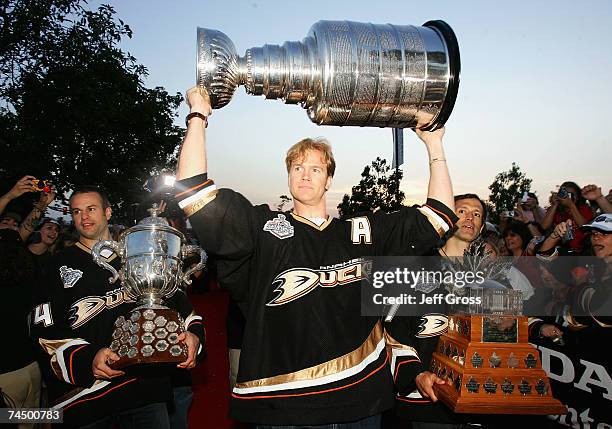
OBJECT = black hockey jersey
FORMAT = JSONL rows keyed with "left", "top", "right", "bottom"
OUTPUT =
{"left": 30, "top": 242, "right": 205, "bottom": 427}
{"left": 387, "top": 250, "right": 463, "bottom": 423}
{"left": 391, "top": 294, "right": 466, "bottom": 423}
{"left": 176, "top": 176, "right": 457, "bottom": 425}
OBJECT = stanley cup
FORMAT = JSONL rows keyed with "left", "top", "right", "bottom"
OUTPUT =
{"left": 196, "top": 20, "right": 460, "bottom": 130}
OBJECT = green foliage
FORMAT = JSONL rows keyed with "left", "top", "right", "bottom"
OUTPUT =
{"left": 0, "top": 0, "right": 183, "bottom": 222}
{"left": 337, "top": 157, "right": 404, "bottom": 218}
{"left": 277, "top": 194, "right": 292, "bottom": 212}
{"left": 487, "top": 162, "right": 532, "bottom": 223}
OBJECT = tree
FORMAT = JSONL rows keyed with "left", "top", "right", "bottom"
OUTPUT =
{"left": 0, "top": 1, "right": 183, "bottom": 222}
{"left": 487, "top": 162, "right": 532, "bottom": 223}
{"left": 337, "top": 157, "right": 404, "bottom": 218}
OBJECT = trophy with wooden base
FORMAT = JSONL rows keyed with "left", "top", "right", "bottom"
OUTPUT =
{"left": 432, "top": 287, "right": 566, "bottom": 414}
{"left": 92, "top": 205, "right": 206, "bottom": 369}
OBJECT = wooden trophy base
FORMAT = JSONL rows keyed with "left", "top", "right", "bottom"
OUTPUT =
{"left": 109, "top": 307, "right": 187, "bottom": 369}
{"left": 431, "top": 314, "right": 566, "bottom": 415}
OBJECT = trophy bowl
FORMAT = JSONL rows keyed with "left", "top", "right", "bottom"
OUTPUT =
{"left": 92, "top": 205, "right": 206, "bottom": 368}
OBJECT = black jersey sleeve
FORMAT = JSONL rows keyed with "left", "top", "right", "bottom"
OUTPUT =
{"left": 384, "top": 319, "right": 424, "bottom": 395}
{"left": 175, "top": 177, "right": 255, "bottom": 259}
{"left": 385, "top": 309, "right": 448, "bottom": 396}
{"left": 168, "top": 290, "right": 206, "bottom": 359}
{"left": 176, "top": 177, "right": 257, "bottom": 301}
{"left": 372, "top": 198, "right": 457, "bottom": 256}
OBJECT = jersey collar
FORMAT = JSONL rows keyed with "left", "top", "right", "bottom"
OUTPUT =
{"left": 290, "top": 212, "right": 333, "bottom": 231}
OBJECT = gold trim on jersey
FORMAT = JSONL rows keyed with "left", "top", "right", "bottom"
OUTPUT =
{"left": 592, "top": 315, "right": 612, "bottom": 328}
{"left": 290, "top": 212, "right": 333, "bottom": 231}
{"left": 416, "top": 206, "right": 447, "bottom": 238}
{"left": 39, "top": 338, "right": 86, "bottom": 382}
{"left": 384, "top": 329, "right": 420, "bottom": 376}
{"left": 183, "top": 189, "right": 219, "bottom": 217}
{"left": 39, "top": 338, "right": 71, "bottom": 355}
{"left": 384, "top": 330, "right": 418, "bottom": 353}
{"left": 235, "top": 321, "right": 383, "bottom": 390}
{"left": 75, "top": 241, "right": 117, "bottom": 263}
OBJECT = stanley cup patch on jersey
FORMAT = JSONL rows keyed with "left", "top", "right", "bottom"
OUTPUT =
{"left": 60, "top": 265, "right": 84, "bottom": 289}
{"left": 263, "top": 214, "right": 294, "bottom": 239}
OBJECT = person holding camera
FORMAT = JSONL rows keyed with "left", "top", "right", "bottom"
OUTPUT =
{"left": 541, "top": 181, "right": 593, "bottom": 252}
{"left": 514, "top": 192, "right": 546, "bottom": 225}
{"left": 0, "top": 175, "right": 56, "bottom": 242}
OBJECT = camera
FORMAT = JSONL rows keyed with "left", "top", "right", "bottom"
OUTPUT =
{"left": 501, "top": 210, "right": 515, "bottom": 218}
{"left": 143, "top": 174, "right": 175, "bottom": 197}
{"left": 562, "top": 225, "right": 574, "bottom": 243}
{"left": 32, "top": 179, "right": 51, "bottom": 193}
{"left": 557, "top": 187, "right": 573, "bottom": 200}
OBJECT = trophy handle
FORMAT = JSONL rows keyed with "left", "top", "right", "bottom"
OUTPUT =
{"left": 92, "top": 240, "right": 122, "bottom": 283}
{"left": 181, "top": 245, "right": 207, "bottom": 285}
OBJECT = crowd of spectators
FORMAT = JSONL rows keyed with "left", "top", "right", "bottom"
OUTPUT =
{"left": 478, "top": 183, "right": 612, "bottom": 322}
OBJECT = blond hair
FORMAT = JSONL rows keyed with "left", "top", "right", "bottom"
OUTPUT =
{"left": 285, "top": 138, "right": 336, "bottom": 177}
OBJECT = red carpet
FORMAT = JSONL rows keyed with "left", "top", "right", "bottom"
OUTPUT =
{"left": 188, "top": 290, "right": 247, "bottom": 429}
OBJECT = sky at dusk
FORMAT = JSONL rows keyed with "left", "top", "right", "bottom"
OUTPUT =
{"left": 97, "top": 0, "right": 611, "bottom": 214}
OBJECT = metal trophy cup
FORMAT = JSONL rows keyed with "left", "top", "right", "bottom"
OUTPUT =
{"left": 196, "top": 20, "right": 460, "bottom": 130}
{"left": 92, "top": 205, "right": 206, "bottom": 368}
{"left": 431, "top": 288, "right": 566, "bottom": 414}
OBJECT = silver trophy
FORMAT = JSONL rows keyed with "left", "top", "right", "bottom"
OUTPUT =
{"left": 92, "top": 205, "right": 206, "bottom": 368}
{"left": 197, "top": 20, "right": 460, "bottom": 129}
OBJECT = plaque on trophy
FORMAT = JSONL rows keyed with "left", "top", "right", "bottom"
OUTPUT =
{"left": 196, "top": 19, "right": 460, "bottom": 130}
{"left": 92, "top": 205, "right": 206, "bottom": 368}
{"left": 432, "top": 287, "right": 566, "bottom": 414}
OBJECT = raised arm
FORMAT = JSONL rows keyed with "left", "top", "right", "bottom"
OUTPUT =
{"left": 19, "top": 188, "right": 56, "bottom": 241}
{"left": 541, "top": 198, "right": 558, "bottom": 231}
{"left": 176, "top": 87, "right": 212, "bottom": 180}
{"left": 582, "top": 184, "right": 612, "bottom": 214}
{"left": 415, "top": 128, "right": 454, "bottom": 211}
{"left": 0, "top": 175, "right": 35, "bottom": 217}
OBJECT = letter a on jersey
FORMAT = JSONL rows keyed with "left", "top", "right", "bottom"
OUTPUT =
{"left": 349, "top": 217, "right": 372, "bottom": 244}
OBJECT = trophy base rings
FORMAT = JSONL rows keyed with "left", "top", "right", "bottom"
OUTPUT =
{"left": 109, "top": 307, "right": 188, "bottom": 369}
{"left": 431, "top": 314, "right": 566, "bottom": 415}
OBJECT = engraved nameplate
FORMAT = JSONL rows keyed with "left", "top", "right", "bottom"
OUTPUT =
{"left": 482, "top": 316, "right": 518, "bottom": 343}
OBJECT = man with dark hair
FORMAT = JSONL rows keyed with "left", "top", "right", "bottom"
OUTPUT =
{"left": 439, "top": 194, "right": 487, "bottom": 257}
{"left": 394, "top": 194, "right": 487, "bottom": 428}
{"left": 30, "top": 186, "right": 205, "bottom": 428}
{"left": 69, "top": 185, "right": 111, "bottom": 209}
{"left": 396, "top": 192, "right": 539, "bottom": 428}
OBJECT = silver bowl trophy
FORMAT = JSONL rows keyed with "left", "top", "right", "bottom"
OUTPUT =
{"left": 92, "top": 205, "right": 206, "bottom": 369}
{"left": 196, "top": 20, "right": 460, "bottom": 130}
